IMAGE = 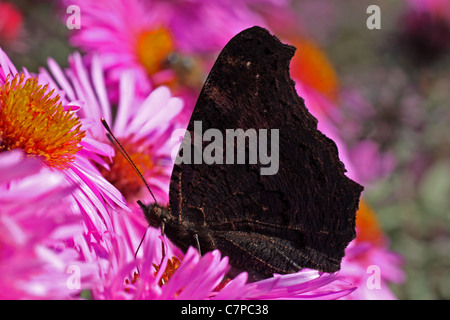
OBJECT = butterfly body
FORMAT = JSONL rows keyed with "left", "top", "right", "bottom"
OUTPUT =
{"left": 139, "top": 201, "right": 216, "bottom": 254}
{"left": 140, "top": 26, "right": 363, "bottom": 280}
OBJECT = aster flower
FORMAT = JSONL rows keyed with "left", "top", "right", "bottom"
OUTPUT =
{"left": 62, "top": 0, "right": 281, "bottom": 73}
{"left": 91, "top": 209, "right": 355, "bottom": 300}
{"left": 39, "top": 52, "right": 184, "bottom": 205}
{"left": 0, "top": 47, "right": 127, "bottom": 245}
{"left": 0, "top": 150, "right": 97, "bottom": 299}
{"left": 60, "top": 0, "right": 294, "bottom": 122}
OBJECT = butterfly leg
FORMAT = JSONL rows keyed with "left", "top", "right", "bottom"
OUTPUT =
{"left": 193, "top": 233, "right": 201, "bottom": 255}
{"left": 160, "top": 220, "right": 166, "bottom": 260}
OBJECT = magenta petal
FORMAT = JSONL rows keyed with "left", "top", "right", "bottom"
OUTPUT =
{"left": 158, "top": 248, "right": 200, "bottom": 299}
{"left": 46, "top": 57, "right": 76, "bottom": 100}
{"left": 176, "top": 250, "right": 229, "bottom": 300}
{"left": 0, "top": 150, "right": 43, "bottom": 183}
{"left": 71, "top": 156, "right": 129, "bottom": 211}
{"left": 81, "top": 136, "right": 115, "bottom": 158}
{"left": 213, "top": 272, "right": 251, "bottom": 300}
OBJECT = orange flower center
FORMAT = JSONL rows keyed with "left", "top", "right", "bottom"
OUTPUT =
{"left": 99, "top": 137, "right": 157, "bottom": 200}
{"left": 136, "top": 27, "right": 175, "bottom": 76}
{"left": 153, "top": 256, "right": 182, "bottom": 286}
{"left": 356, "top": 200, "right": 386, "bottom": 247}
{"left": 0, "top": 74, "right": 85, "bottom": 169}
{"left": 291, "top": 37, "right": 339, "bottom": 102}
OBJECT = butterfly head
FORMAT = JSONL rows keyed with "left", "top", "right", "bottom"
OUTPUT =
{"left": 137, "top": 200, "right": 167, "bottom": 229}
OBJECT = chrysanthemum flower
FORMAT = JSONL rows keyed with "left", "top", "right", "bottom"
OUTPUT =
{"left": 0, "top": 47, "right": 127, "bottom": 245}
{"left": 0, "top": 150, "right": 97, "bottom": 299}
{"left": 39, "top": 52, "right": 184, "bottom": 205}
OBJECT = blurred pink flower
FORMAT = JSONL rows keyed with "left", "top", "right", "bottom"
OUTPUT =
{"left": 397, "top": 0, "right": 450, "bottom": 64}
{"left": 339, "top": 241, "right": 405, "bottom": 300}
{"left": 40, "top": 52, "right": 184, "bottom": 205}
{"left": 294, "top": 66, "right": 395, "bottom": 185}
{"left": 407, "top": 0, "right": 450, "bottom": 20}
{"left": 0, "top": 47, "right": 127, "bottom": 245}
{"left": 0, "top": 150, "right": 97, "bottom": 299}
{"left": 338, "top": 200, "right": 406, "bottom": 300}
{"left": 348, "top": 140, "right": 396, "bottom": 184}
{"left": 0, "top": 2, "right": 23, "bottom": 46}
{"left": 295, "top": 82, "right": 359, "bottom": 181}
{"left": 295, "top": 78, "right": 405, "bottom": 300}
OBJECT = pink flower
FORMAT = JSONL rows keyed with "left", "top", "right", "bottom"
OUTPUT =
{"left": 91, "top": 210, "right": 355, "bottom": 300}
{"left": 289, "top": 36, "right": 396, "bottom": 185}
{"left": 0, "top": 47, "right": 127, "bottom": 247}
{"left": 407, "top": 0, "right": 450, "bottom": 20}
{"left": 295, "top": 76, "right": 396, "bottom": 185}
{"left": 337, "top": 201, "right": 406, "bottom": 300}
{"left": 348, "top": 140, "right": 396, "bottom": 184}
{"left": 397, "top": 0, "right": 450, "bottom": 64}
{"left": 0, "top": 150, "right": 97, "bottom": 299}
{"left": 339, "top": 241, "right": 405, "bottom": 300}
{"left": 0, "top": 2, "right": 23, "bottom": 46}
{"left": 294, "top": 66, "right": 405, "bottom": 299}
{"left": 40, "top": 52, "right": 184, "bottom": 205}
{"left": 60, "top": 0, "right": 294, "bottom": 119}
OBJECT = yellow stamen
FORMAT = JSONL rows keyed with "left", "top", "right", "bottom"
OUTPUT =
{"left": 0, "top": 74, "right": 85, "bottom": 169}
{"left": 153, "top": 256, "right": 181, "bottom": 286}
{"left": 124, "top": 271, "right": 140, "bottom": 293}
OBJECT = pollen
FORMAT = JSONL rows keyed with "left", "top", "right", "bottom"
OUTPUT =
{"left": 136, "top": 27, "right": 175, "bottom": 76}
{"left": 124, "top": 271, "right": 140, "bottom": 293}
{"left": 0, "top": 74, "right": 85, "bottom": 169}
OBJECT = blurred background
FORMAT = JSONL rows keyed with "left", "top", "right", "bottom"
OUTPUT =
{"left": 1, "top": 0, "right": 449, "bottom": 299}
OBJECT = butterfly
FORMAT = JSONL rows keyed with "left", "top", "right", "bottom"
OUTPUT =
{"left": 108, "top": 26, "right": 363, "bottom": 281}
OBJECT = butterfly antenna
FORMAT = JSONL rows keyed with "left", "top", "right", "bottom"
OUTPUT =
{"left": 101, "top": 118, "right": 158, "bottom": 205}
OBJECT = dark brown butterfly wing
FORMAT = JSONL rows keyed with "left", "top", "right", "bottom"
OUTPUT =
{"left": 168, "top": 26, "right": 363, "bottom": 277}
